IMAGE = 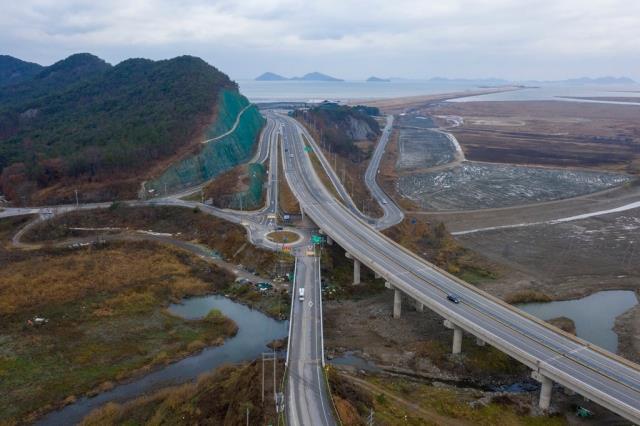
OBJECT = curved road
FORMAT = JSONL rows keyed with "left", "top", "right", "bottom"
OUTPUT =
{"left": 363, "top": 114, "right": 404, "bottom": 229}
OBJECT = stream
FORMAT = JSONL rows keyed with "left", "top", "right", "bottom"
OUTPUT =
{"left": 37, "top": 295, "right": 288, "bottom": 425}
{"left": 517, "top": 289, "right": 638, "bottom": 353}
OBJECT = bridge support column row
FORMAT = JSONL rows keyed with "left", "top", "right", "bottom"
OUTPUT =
{"left": 326, "top": 235, "right": 333, "bottom": 245}
{"left": 532, "top": 371, "right": 553, "bottom": 410}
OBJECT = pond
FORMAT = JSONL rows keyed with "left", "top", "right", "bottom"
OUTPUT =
{"left": 38, "top": 295, "right": 288, "bottom": 425}
{"left": 517, "top": 290, "right": 637, "bottom": 353}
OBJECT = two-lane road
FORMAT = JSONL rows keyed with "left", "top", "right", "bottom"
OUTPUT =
{"left": 286, "top": 254, "right": 335, "bottom": 426}
{"left": 363, "top": 114, "right": 404, "bottom": 229}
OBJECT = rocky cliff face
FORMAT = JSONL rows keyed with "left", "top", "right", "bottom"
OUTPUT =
{"left": 347, "top": 115, "right": 377, "bottom": 140}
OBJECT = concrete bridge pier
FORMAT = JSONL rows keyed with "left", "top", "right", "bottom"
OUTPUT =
{"left": 415, "top": 300, "right": 424, "bottom": 312}
{"left": 444, "top": 320, "right": 463, "bottom": 354}
{"left": 532, "top": 371, "right": 553, "bottom": 410}
{"left": 353, "top": 259, "right": 361, "bottom": 285}
{"left": 326, "top": 235, "right": 333, "bottom": 245}
{"left": 344, "top": 252, "right": 360, "bottom": 285}
{"left": 393, "top": 289, "right": 402, "bottom": 319}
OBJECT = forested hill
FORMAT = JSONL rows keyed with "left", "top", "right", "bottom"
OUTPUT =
{"left": 0, "top": 55, "right": 43, "bottom": 87}
{"left": 0, "top": 54, "right": 238, "bottom": 204}
{"left": 292, "top": 102, "right": 381, "bottom": 160}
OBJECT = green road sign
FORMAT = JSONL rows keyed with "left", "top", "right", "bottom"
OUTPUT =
{"left": 311, "top": 234, "right": 324, "bottom": 245}
{"left": 304, "top": 146, "right": 313, "bottom": 153}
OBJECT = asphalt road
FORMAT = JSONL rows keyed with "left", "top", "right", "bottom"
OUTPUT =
{"left": 363, "top": 114, "right": 404, "bottom": 229}
{"left": 294, "top": 113, "right": 403, "bottom": 230}
{"left": 276, "top": 112, "right": 640, "bottom": 423}
{"left": 286, "top": 254, "right": 336, "bottom": 426}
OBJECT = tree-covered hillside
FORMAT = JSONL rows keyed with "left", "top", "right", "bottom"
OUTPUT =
{"left": 0, "top": 55, "right": 43, "bottom": 87}
{"left": 291, "top": 102, "right": 380, "bottom": 160}
{"left": 0, "top": 54, "right": 237, "bottom": 203}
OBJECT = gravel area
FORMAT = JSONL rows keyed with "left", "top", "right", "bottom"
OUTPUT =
{"left": 397, "top": 162, "right": 630, "bottom": 210}
{"left": 397, "top": 128, "right": 457, "bottom": 170}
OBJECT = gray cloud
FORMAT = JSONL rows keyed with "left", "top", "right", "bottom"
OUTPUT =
{"left": 1, "top": 0, "right": 639, "bottom": 80}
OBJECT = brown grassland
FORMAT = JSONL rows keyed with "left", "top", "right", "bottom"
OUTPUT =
{"left": 23, "top": 204, "right": 279, "bottom": 276}
{"left": 80, "top": 360, "right": 283, "bottom": 425}
{"left": 0, "top": 237, "right": 237, "bottom": 424}
{"left": 278, "top": 140, "right": 300, "bottom": 214}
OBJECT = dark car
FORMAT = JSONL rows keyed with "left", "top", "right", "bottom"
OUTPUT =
{"left": 447, "top": 294, "right": 461, "bottom": 304}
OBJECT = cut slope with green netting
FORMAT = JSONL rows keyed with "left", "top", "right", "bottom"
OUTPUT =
{"left": 148, "top": 90, "right": 264, "bottom": 194}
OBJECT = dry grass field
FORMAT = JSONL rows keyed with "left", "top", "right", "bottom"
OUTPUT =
{"left": 0, "top": 238, "right": 237, "bottom": 424}
{"left": 426, "top": 101, "right": 640, "bottom": 173}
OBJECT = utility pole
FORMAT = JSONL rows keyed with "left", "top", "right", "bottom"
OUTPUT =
{"left": 262, "top": 351, "right": 278, "bottom": 403}
{"left": 75, "top": 189, "right": 79, "bottom": 208}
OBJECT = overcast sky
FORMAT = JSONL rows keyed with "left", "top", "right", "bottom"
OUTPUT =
{"left": 2, "top": 0, "right": 639, "bottom": 81}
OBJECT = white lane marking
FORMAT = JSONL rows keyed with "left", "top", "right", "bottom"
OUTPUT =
{"left": 453, "top": 201, "right": 640, "bottom": 235}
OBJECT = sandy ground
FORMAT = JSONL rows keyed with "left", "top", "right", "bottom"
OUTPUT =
{"left": 346, "top": 87, "right": 523, "bottom": 114}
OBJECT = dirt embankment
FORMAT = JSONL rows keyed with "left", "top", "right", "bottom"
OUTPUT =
{"left": 203, "top": 163, "right": 250, "bottom": 207}
{"left": 324, "top": 292, "right": 527, "bottom": 387}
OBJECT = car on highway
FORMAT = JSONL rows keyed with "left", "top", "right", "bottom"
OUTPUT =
{"left": 382, "top": 199, "right": 388, "bottom": 204}
{"left": 447, "top": 294, "right": 461, "bottom": 304}
{"left": 298, "top": 287, "right": 305, "bottom": 301}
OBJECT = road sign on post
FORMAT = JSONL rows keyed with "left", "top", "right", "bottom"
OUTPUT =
{"left": 311, "top": 234, "right": 324, "bottom": 245}
{"left": 304, "top": 146, "right": 313, "bottom": 153}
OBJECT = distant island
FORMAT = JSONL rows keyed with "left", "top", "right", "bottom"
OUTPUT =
{"left": 255, "top": 71, "right": 343, "bottom": 82}
{"left": 366, "top": 76, "right": 390, "bottom": 82}
{"left": 255, "top": 72, "right": 288, "bottom": 81}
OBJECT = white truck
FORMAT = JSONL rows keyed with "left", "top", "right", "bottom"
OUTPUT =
{"left": 298, "top": 287, "right": 305, "bottom": 302}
